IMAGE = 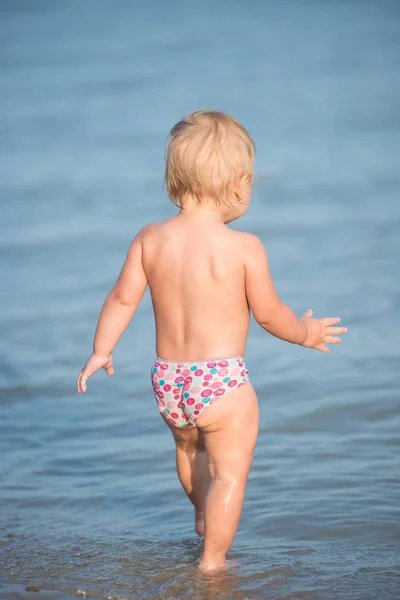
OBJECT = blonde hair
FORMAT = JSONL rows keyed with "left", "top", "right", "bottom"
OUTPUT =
{"left": 165, "top": 109, "right": 255, "bottom": 207}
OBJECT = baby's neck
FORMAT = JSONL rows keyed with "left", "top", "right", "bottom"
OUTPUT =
{"left": 178, "top": 198, "right": 225, "bottom": 223}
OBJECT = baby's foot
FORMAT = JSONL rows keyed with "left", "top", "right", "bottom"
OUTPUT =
{"left": 198, "top": 557, "right": 236, "bottom": 573}
{"left": 198, "top": 557, "right": 226, "bottom": 573}
{"left": 195, "top": 508, "right": 205, "bottom": 536}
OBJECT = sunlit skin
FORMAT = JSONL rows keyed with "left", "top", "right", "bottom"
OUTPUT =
{"left": 77, "top": 177, "right": 347, "bottom": 573}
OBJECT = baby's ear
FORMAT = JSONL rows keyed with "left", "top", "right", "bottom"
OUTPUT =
{"left": 241, "top": 173, "right": 252, "bottom": 185}
{"left": 234, "top": 174, "right": 251, "bottom": 201}
{"left": 239, "top": 173, "right": 251, "bottom": 190}
{"left": 239, "top": 174, "right": 252, "bottom": 197}
{"left": 233, "top": 178, "right": 243, "bottom": 201}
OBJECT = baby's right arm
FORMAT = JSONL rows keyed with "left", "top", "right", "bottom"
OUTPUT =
{"left": 243, "top": 234, "right": 347, "bottom": 353}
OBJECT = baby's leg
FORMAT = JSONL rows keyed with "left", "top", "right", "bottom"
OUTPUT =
{"left": 162, "top": 416, "right": 211, "bottom": 535}
{"left": 195, "top": 382, "right": 259, "bottom": 572}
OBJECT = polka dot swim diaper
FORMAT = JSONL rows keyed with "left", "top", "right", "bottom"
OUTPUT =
{"left": 151, "top": 355, "right": 249, "bottom": 427}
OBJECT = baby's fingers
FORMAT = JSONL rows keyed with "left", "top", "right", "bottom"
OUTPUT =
{"left": 325, "top": 326, "right": 347, "bottom": 335}
{"left": 77, "top": 369, "right": 87, "bottom": 394}
{"left": 315, "top": 343, "right": 330, "bottom": 354}
{"left": 80, "top": 375, "right": 88, "bottom": 393}
{"left": 321, "top": 317, "right": 341, "bottom": 326}
{"left": 77, "top": 369, "right": 89, "bottom": 394}
{"left": 324, "top": 335, "right": 342, "bottom": 344}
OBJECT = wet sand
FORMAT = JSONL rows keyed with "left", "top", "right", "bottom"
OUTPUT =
{"left": 0, "top": 584, "right": 82, "bottom": 600}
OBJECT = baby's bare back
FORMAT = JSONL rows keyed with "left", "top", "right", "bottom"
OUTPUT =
{"left": 141, "top": 216, "right": 250, "bottom": 361}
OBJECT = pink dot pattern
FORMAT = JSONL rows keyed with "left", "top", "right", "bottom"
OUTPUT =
{"left": 151, "top": 356, "right": 249, "bottom": 427}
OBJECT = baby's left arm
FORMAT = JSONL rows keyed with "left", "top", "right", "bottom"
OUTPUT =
{"left": 77, "top": 229, "right": 148, "bottom": 393}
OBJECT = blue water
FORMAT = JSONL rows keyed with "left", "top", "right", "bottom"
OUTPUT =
{"left": 1, "top": 1, "right": 399, "bottom": 598}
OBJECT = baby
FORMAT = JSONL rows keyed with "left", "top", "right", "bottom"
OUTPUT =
{"left": 77, "top": 110, "right": 346, "bottom": 573}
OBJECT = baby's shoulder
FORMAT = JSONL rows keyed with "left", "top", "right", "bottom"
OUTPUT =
{"left": 133, "top": 221, "right": 166, "bottom": 244}
{"left": 138, "top": 221, "right": 164, "bottom": 236}
{"left": 229, "top": 229, "right": 265, "bottom": 252}
{"left": 125, "top": 222, "right": 164, "bottom": 257}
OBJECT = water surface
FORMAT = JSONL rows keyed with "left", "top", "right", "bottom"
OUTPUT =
{"left": 1, "top": 1, "right": 399, "bottom": 598}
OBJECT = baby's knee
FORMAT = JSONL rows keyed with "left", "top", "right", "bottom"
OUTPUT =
{"left": 210, "top": 451, "right": 254, "bottom": 482}
{"left": 211, "top": 466, "right": 249, "bottom": 487}
{"left": 176, "top": 437, "right": 206, "bottom": 454}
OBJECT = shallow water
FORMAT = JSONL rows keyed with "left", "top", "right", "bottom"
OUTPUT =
{"left": 1, "top": 1, "right": 399, "bottom": 598}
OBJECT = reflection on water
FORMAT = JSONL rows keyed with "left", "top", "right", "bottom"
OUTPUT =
{"left": 1, "top": 0, "right": 399, "bottom": 598}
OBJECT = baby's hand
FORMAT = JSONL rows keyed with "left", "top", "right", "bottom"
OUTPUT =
{"left": 77, "top": 353, "right": 114, "bottom": 393}
{"left": 300, "top": 309, "right": 347, "bottom": 354}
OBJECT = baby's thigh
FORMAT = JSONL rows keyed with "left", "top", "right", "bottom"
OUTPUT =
{"left": 196, "top": 382, "right": 259, "bottom": 479}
